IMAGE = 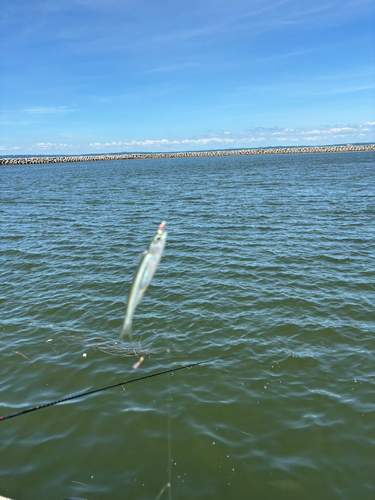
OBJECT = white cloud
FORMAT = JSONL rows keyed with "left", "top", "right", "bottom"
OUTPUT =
{"left": 149, "top": 62, "right": 199, "bottom": 73}
{"left": 2, "top": 121, "right": 373, "bottom": 155}
{"left": 85, "top": 122, "right": 373, "bottom": 152}
{"left": 181, "top": 137, "right": 235, "bottom": 145}
{"left": 89, "top": 139, "right": 179, "bottom": 148}
{"left": 34, "top": 142, "right": 75, "bottom": 149}
{"left": 300, "top": 126, "right": 357, "bottom": 135}
{"left": 272, "top": 129, "right": 295, "bottom": 135}
{"left": 132, "top": 139, "right": 179, "bottom": 147}
{"left": 88, "top": 136, "right": 266, "bottom": 150}
{"left": 301, "top": 129, "right": 322, "bottom": 135}
{"left": 267, "top": 126, "right": 360, "bottom": 137}
{"left": 329, "top": 127, "right": 356, "bottom": 133}
{"left": 182, "top": 137, "right": 263, "bottom": 145}
{"left": 25, "top": 106, "right": 74, "bottom": 114}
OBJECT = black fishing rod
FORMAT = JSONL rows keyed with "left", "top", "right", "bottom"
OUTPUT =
{"left": 0, "top": 355, "right": 231, "bottom": 423}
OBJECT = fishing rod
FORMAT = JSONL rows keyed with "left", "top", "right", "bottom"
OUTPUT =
{"left": 0, "top": 355, "right": 231, "bottom": 423}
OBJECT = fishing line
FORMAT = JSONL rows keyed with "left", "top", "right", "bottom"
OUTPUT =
{"left": 167, "top": 370, "right": 172, "bottom": 500}
{"left": 155, "top": 351, "right": 173, "bottom": 500}
{"left": 0, "top": 355, "right": 232, "bottom": 423}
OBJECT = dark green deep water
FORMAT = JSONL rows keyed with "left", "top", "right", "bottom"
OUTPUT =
{"left": 0, "top": 152, "right": 374, "bottom": 500}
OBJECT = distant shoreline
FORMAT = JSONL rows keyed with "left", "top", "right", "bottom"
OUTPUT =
{"left": 1, "top": 144, "right": 374, "bottom": 166}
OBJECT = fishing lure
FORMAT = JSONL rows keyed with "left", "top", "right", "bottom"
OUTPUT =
{"left": 120, "top": 222, "right": 167, "bottom": 340}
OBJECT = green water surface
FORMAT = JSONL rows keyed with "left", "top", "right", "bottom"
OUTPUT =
{"left": 1, "top": 152, "right": 374, "bottom": 499}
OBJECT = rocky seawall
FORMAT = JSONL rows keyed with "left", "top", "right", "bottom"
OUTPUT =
{"left": 1, "top": 144, "right": 374, "bottom": 166}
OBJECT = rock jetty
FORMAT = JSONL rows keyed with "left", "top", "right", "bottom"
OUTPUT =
{"left": 1, "top": 144, "right": 374, "bottom": 166}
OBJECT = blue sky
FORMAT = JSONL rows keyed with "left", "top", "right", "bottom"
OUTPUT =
{"left": 1, "top": 0, "right": 374, "bottom": 154}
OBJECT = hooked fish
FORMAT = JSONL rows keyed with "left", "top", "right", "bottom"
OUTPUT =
{"left": 120, "top": 221, "right": 167, "bottom": 340}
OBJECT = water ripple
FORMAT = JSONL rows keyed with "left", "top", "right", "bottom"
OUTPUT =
{"left": 0, "top": 152, "right": 374, "bottom": 499}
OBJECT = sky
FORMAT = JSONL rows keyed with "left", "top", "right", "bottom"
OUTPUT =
{"left": 1, "top": 0, "right": 374, "bottom": 155}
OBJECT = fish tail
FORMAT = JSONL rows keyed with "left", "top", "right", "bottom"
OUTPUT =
{"left": 120, "top": 317, "right": 132, "bottom": 341}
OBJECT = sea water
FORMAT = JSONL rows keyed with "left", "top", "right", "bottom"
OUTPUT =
{"left": 0, "top": 152, "right": 374, "bottom": 499}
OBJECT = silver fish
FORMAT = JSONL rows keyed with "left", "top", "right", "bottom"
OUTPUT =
{"left": 120, "top": 222, "right": 167, "bottom": 340}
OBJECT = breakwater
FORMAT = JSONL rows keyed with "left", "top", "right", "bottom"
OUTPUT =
{"left": 1, "top": 144, "right": 374, "bottom": 165}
